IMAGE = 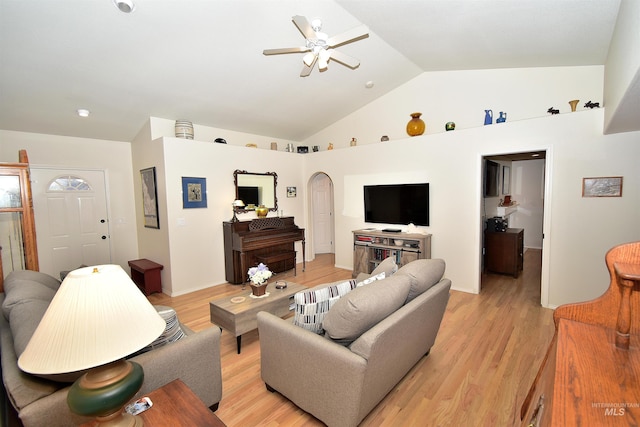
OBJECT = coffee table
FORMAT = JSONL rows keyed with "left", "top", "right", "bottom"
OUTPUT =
{"left": 209, "top": 281, "right": 306, "bottom": 354}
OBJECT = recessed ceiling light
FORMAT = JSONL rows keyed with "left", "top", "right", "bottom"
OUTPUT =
{"left": 113, "top": 0, "right": 135, "bottom": 13}
{"left": 77, "top": 109, "right": 90, "bottom": 118}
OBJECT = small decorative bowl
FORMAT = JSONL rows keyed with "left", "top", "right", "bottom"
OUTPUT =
{"left": 394, "top": 239, "right": 403, "bottom": 246}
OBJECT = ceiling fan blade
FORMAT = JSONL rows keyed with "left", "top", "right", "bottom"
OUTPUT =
{"left": 327, "top": 25, "right": 369, "bottom": 48}
{"left": 263, "top": 46, "right": 310, "bottom": 55}
{"left": 300, "top": 55, "right": 317, "bottom": 77}
{"left": 328, "top": 49, "right": 360, "bottom": 69}
{"left": 292, "top": 15, "right": 317, "bottom": 40}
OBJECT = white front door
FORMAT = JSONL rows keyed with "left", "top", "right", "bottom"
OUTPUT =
{"left": 312, "top": 173, "right": 334, "bottom": 254}
{"left": 31, "top": 168, "right": 111, "bottom": 278}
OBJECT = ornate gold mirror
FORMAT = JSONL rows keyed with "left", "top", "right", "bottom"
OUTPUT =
{"left": 233, "top": 170, "right": 277, "bottom": 213}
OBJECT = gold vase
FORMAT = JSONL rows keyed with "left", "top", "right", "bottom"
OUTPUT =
{"left": 569, "top": 99, "right": 579, "bottom": 112}
{"left": 255, "top": 205, "right": 268, "bottom": 218}
{"left": 406, "top": 112, "right": 425, "bottom": 136}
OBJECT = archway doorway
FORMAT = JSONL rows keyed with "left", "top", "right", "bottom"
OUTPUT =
{"left": 309, "top": 172, "right": 334, "bottom": 255}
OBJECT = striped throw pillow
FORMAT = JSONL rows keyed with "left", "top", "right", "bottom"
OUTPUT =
{"left": 293, "top": 279, "right": 357, "bottom": 334}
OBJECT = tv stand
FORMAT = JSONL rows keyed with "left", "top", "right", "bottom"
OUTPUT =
{"left": 352, "top": 229, "right": 431, "bottom": 278}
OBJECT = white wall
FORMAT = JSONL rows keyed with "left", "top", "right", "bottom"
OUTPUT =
{"left": 510, "top": 159, "right": 545, "bottom": 249}
{"left": 604, "top": 0, "right": 640, "bottom": 134}
{"left": 0, "top": 130, "right": 139, "bottom": 272}
{"left": 303, "top": 109, "right": 640, "bottom": 309}
{"left": 304, "top": 66, "right": 605, "bottom": 148}
{"left": 131, "top": 118, "right": 307, "bottom": 296}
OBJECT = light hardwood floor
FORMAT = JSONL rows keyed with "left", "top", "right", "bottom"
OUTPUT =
{"left": 148, "top": 250, "right": 554, "bottom": 426}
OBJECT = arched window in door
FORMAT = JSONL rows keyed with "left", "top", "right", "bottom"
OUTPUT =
{"left": 47, "top": 175, "right": 92, "bottom": 192}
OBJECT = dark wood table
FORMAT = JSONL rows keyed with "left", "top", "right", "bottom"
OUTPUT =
{"left": 81, "top": 379, "right": 225, "bottom": 426}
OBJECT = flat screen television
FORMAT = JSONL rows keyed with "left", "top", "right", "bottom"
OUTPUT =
{"left": 364, "top": 183, "right": 429, "bottom": 226}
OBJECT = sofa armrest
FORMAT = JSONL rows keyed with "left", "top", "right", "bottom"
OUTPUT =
{"left": 257, "top": 311, "right": 367, "bottom": 427}
{"left": 131, "top": 326, "right": 222, "bottom": 407}
{"left": 16, "top": 327, "right": 222, "bottom": 427}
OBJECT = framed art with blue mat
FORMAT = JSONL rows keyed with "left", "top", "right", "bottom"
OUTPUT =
{"left": 182, "top": 177, "right": 207, "bottom": 208}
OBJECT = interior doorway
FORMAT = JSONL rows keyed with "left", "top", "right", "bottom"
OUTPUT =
{"left": 309, "top": 172, "right": 335, "bottom": 256}
{"left": 480, "top": 151, "right": 547, "bottom": 304}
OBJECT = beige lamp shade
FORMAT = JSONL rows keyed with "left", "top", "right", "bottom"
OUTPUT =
{"left": 18, "top": 264, "right": 165, "bottom": 375}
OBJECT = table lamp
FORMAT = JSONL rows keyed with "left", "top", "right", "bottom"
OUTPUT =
{"left": 18, "top": 265, "right": 165, "bottom": 427}
{"left": 231, "top": 199, "right": 245, "bottom": 222}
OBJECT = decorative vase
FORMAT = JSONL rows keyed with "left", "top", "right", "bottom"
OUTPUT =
{"left": 350, "top": 137, "right": 357, "bottom": 146}
{"left": 406, "top": 112, "right": 425, "bottom": 136}
{"left": 496, "top": 112, "right": 507, "bottom": 123}
{"left": 445, "top": 122, "right": 455, "bottom": 131}
{"left": 569, "top": 99, "right": 579, "bottom": 112}
{"left": 175, "top": 120, "right": 194, "bottom": 139}
{"left": 484, "top": 110, "right": 493, "bottom": 125}
{"left": 255, "top": 205, "right": 268, "bottom": 218}
{"left": 250, "top": 283, "right": 267, "bottom": 297}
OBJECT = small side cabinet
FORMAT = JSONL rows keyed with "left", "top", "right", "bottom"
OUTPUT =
{"left": 484, "top": 228, "right": 524, "bottom": 277}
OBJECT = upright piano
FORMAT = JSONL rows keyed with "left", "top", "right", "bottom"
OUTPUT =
{"left": 223, "top": 217, "right": 305, "bottom": 284}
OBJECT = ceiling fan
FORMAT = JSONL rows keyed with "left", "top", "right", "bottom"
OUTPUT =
{"left": 263, "top": 15, "right": 369, "bottom": 77}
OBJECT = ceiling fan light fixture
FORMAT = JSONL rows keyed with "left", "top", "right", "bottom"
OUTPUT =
{"left": 318, "top": 49, "right": 330, "bottom": 70}
{"left": 303, "top": 52, "right": 316, "bottom": 67}
{"left": 113, "top": 0, "right": 135, "bottom": 13}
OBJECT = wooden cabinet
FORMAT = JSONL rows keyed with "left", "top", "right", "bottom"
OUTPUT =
{"left": 521, "top": 320, "right": 640, "bottom": 426}
{"left": 484, "top": 228, "right": 523, "bottom": 277}
{"left": 520, "top": 241, "right": 640, "bottom": 427}
{"left": 352, "top": 229, "right": 431, "bottom": 277}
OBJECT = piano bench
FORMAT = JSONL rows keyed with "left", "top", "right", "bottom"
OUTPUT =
{"left": 256, "top": 251, "right": 297, "bottom": 276}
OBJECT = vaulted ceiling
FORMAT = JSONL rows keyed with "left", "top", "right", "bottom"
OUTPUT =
{"left": 0, "top": 0, "right": 630, "bottom": 143}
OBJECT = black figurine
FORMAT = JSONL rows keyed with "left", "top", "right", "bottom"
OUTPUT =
{"left": 547, "top": 107, "right": 560, "bottom": 115}
{"left": 584, "top": 101, "right": 600, "bottom": 109}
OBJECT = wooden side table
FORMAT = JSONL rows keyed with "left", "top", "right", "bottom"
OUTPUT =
{"left": 128, "top": 258, "right": 163, "bottom": 295}
{"left": 81, "top": 379, "right": 226, "bottom": 427}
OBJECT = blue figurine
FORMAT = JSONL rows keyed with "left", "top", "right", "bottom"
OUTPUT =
{"left": 496, "top": 112, "right": 507, "bottom": 123}
{"left": 484, "top": 110, "right": 493, "bottom": 125}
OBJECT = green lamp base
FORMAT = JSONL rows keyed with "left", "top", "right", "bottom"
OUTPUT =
{"left": 67, "top": 359, "right": 144, "bottom": 427}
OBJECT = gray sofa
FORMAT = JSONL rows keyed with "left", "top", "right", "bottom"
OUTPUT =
{"left": 0, "top": 270, "right": 222, "bottom": 427}
{"left": 258, "top": 258, "right": 451, "bottom": 427}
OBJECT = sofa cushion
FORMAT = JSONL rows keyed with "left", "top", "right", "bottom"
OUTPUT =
{"left": 396, "top": 259, "right": 446, "bottom": 303}
{"left": 354, "top": 256, "right": 398, "bottom": 283}
{"left": 293, "top": 280, "right": 357, "bottom": 334}
{"left": 9, "top": 299, "right": 49, "bottom": 359}
{"left": 356, "top": 271, "right": 385, "bottom": 287}
{"left": 4, "top": 270, "right": 62, "bottom": 293}
{"left": 2, "top": 279, "right": 57, "bottom": 320}
{"left": 323, "top": 274, "right": 411, "bottom": 345}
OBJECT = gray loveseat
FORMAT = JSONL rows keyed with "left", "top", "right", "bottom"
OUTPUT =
{"left": 258, "top": 258, "right": 451, "bottom": 427}
{"left": 0, "top": 269, "right": 222, "bottom": 427}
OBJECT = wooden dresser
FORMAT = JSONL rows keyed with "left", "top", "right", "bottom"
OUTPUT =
{"left": 520, "top": 241, "right": 640, "bottom": 426}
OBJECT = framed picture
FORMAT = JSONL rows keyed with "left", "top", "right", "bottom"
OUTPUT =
{"left": 582, "top": 176, "right": 623, "bottom": 197}
{"left": 502, "top": 166, "right": 511, "bottom": 194}
{"left": 182, "top": 177, "right": 207, "bottom": 208}
{"left": 287, "top": 186, "right": 297, "bottom": 198}
{"left": 140, "top": 167, "right": 159, "bottom": 229}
